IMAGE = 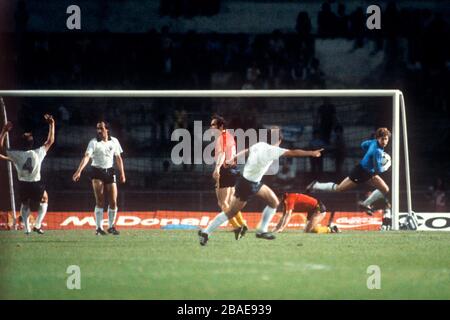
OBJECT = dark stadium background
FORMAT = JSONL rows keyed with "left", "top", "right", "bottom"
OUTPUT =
{"left": 0, "top": 0, "right": 448, "bottom": 213}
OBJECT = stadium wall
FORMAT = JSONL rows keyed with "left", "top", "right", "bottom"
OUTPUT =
{"left": 1, "top": 211, "right": 449, "bottom": 231}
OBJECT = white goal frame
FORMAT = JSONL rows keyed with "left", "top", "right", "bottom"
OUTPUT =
{"left": 0, "top": 89, "right": 411, "bottom": 230}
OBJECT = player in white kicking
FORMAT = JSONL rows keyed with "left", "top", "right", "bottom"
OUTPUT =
{"left": 0, "top": 114, "right": 55, "bottom": 234}
{"left": 72, "top": 121, "right": 126, "bottom": 236}
{"left": 198, "top": 127, "right": 323, "bottom": 245}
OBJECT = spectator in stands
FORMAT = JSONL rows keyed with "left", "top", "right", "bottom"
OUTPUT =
{"left": 307, "top": 58, "right": 325, "bottom": 89}
{"left": 349, "top": 6, "right": 365, "bottom": 48}
{"left": 336, "top": 3, "right": 349, "bottom": 37}
{"left": 427, "top": 178, "right": 447, "bottom": 212}
{"left": 318, "top": 2, "right": 338, "bottom": 38}
{"left": 309, "top": 130, "right": 326, "bottom": 178}
{"left": 316, "top": 99, "right": 337, "bottom": 144}
{"left": 295, "top": 11, "right": 312, "bottom": 39}
{"left": 331, "top": 124, "right": 346, "bottom": 177}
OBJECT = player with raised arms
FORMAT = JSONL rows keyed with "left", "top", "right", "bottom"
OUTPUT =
{"left": 72, "top": 121, "right": 126, "bottom": 236}
{"left": 305, "top": 127, "right": 392, "bottom": 214}
{"left": 210, "top": 114, "right": 248, "bottom": 240}
{"left": 198, "top": 126, "right": 323, "bottom": 245}
{"left": 272, "top": 193, "right": 340, "bottom": 234}
{"left": 0, "top": 114, "right": 55, "bottom": 234}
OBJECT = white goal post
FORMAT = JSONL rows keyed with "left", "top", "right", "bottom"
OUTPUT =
{"left": 0, "top": 89, "right": 411, "bottom": 230}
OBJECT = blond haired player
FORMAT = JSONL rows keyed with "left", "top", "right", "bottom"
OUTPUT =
{"left": 306, "top": 128, "right": 392, "bottom": 215}
{"left": 72, "top": 121, "right": 126, "bottom": 236}
{"left": 0, "top": 114, "right": 55, "bottom": 234}
{"left": 211, "top": 115, "right": 248, "bottom": 240}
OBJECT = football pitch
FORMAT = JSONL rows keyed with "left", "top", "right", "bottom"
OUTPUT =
{"left": 0, "top": 229, "right": 449, "bottom": 300}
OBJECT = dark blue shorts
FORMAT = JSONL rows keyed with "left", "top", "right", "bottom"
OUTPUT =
{"left": 234, "top": 176, "right": 263, "bottom": 202}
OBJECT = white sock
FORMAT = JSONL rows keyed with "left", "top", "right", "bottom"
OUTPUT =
{"left": 35, "top": 203, "right": 48, "bottom": 229}
{"left": 94, "top": 206, "right": 104, "bottom": 230}
{"left": 259, "top": 206, "right": 277, "bottom": 233}
{"left": 313, "top": 182, "right": 337, "bottom": 192}
{"left": 108, "top": 206, "right": 118, "bottom": 228}
{"left": 363, "top": 189, "right": 385, "bottom": 207}
{"left": 21, "top": 204, "right": 31, "bottom": 233}
{"left": 204, "top": 212, "right": 229, "bottom": 235}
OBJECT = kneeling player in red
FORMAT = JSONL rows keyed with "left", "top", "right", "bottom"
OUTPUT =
{"left": 272, "top": 193, "right": 340, "bottom": 234}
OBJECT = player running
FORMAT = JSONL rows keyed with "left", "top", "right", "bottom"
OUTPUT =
{"left": 305, "top": 127, "right": 391, "bottom": 215}
{"left": 0, "top": 114, "right": 55, "bottom": 234}
{"left": 198, "top": 127, "right": 323, "bottom": 245}
{"left": 72, "top": 121, "right": 126, "bottom": 236}
{"left": 272, "top": 193, "right": 340, "bottom": 233}
{"left": 211, "top": 115, "right": 248, "bottom": 240}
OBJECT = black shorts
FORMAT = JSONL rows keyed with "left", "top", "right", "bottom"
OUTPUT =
{"left": 18, "top": 181, "right": 45, "bottom": 210}
{"left": 307, "top": 201, "right": 327, "bottom": 220}
{"left": 234, "top": 176, "right": 263, "bottom": 202}
{"left": 349, "top": 164, "right": 374, "bottom": 184}
{"left": 218, "top": 165, "right": 240, "bottom": 188}
{"left": 90, "top": 167, "right": 117, "bottom": 184}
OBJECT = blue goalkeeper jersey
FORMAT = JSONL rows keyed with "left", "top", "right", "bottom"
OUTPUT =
{"left": 359, "top": 139, "right": 384, "bottom": 174}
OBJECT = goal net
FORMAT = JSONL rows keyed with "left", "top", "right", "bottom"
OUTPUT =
{"left": 0, "top": 90, "right": 410, "bottom": 231}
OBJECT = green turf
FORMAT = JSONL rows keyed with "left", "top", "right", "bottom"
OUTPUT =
{"left": 0, "top": 229, "right": 449, "bottom": 299}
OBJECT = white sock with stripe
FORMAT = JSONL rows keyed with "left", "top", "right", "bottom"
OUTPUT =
{"left": 94, "top": 206, "right": 104, "bottom": 230}
{"left": 108, "top": 206, "right": 118, "bottom": 228}
{"left": 204, "top": 212, "right": 228, "bottom": 235}
{"left": 313, "top": 182, "right": 337, "bottom": 192}
{"left": 363, "top": 189, "right": 385, "bottom": 207}
{"left": 21, "top": 204, "right": 31, "bottom": 233}
{"left": 35, "top": 203, "right": 48, "bottom": 229}
{"left": 259, "top": 206, "right": 277, "bottom": 233}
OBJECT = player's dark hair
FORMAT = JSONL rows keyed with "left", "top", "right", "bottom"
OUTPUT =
{"left": 96, "top": 120, "right": 111, "bottom": 140}
{"left": 211, "top": 114, "right": 226, "bottom": 129}
{"left": 19, "top": 132, "right": 34, "bottom": 151}
{"left": 376, "top": 127, "right": 391, "bottom": 139}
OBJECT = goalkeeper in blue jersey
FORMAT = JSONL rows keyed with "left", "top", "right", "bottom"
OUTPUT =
{"left": 306, "top": 127, "right": 392, "bottom": 215}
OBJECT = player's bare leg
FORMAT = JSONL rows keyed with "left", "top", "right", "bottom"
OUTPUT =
{"left": 199, "top": 195, "right": 247, "bottom": 246}
{"left": 20, "top": 200, "right": 31, "bottom": 234}
{"left": 33, "top": 191, "right": 48, "bottom": 234}
{"left": 105, "top": 183, "right": 120, "bottom": 235}
{"left": 92, "top": 179, "right": 106, "bottom": 235}
{"left": 304, "top": 211, "right": 327, "bottom": 233}
{"left": 216, "top": 187, "right": 239, "bottom": 227}
{"left": 229, "top": 187, "right": 247, "bottom": 233}
{"left": 255, "top": 185, "right": 279, "bottom": 239}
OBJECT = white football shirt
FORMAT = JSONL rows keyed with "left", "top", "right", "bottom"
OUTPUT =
{"left": 243, "top": 142, "right": 288, "bottom": 183}
{"left": 85, "top": 137, "right": 123, "bottom": 169}
{"left": 6, "top": 146, "right": 47, "bottom": 182}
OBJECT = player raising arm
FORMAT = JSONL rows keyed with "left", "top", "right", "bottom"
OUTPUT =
{"left": 198, "top": 127, "right": 323, "bottom": 245}
{"left": 72, "top": 121, "right": 125, "bottom": 236}
{"left": 305, "top": 127, "right": 392, "bottom": 215}
{"left": 0, "top": 115, "right": 55, "bottom": 234}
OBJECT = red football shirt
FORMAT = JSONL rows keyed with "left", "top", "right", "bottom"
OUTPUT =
{"left": 284, "top": 193, "right": 318, "bottom": 212}
{"left": 214, "top": 130, "right": 236, "bottom": 165}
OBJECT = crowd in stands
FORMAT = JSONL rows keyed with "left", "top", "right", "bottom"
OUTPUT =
{"left": 2, "top": 1, "right": 448, "bottom": 205}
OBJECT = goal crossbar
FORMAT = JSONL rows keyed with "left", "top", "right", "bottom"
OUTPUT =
{"left": 0, "top": 89, "right": 410, "bottom": 231}
{"left": 0, "top": 89, "right": 401, "bottom": 98}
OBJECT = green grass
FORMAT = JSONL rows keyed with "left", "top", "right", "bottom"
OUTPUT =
{"left": 0, "top": 230, "right": 449, "bottom": 299}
